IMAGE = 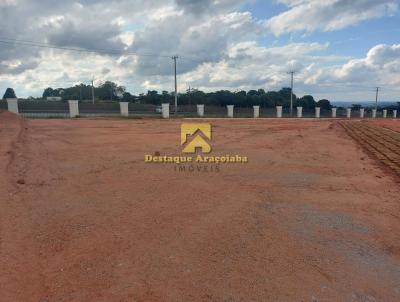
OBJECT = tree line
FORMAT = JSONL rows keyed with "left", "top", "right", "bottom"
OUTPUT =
{"left": 4, "top": 82, "right": 398, "bottom": 109}
{"left": 42, "top": 81, "right": 127, "bottom": 102}
{"left": 37, "top": 81, "right": 333, "bottom": 109}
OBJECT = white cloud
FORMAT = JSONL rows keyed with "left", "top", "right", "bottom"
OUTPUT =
{"left": 175, "top": 42, "right": 399, "bottom": 101}
{"left": 128, "top": 10, "right": 259, "bottom": 76}
{"left": 331, "top": 44, "right": 400, "bottom": 85}
{"left": 288, "top": 43, "right": 400, "bottom": 100}
{"left": 0, "top": 0, "right": 399, "bottom": 102}
{"left": 266, "top": 0, "right": 399, "bottom": 35}
{"left": 143, "top": 41, "right": 332, "bottom": 92}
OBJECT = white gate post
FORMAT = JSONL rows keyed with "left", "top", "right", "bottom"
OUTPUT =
{"left": 331, "top": 108, "right": 337, "bottom": 118}
{"left": 68, "top": 100, "right": 79, "bottom": 118}
{"left": 297, "top": 107, "right": 303, "bottom": 118}
{"left": 372, "top": 109, "right": 377, "bottom": 118}
{"left": 346, "top": 108, "right": 351, "bottom": 118}
{"left": 120, "top": 102, "right": 129, "bottom": 117}
{"left": 315, "top": 107, "right": 321, "bottom": 118}
{"left": 383, "top": 110, "right": 387, "bottom": 118}
{"left": 6, "top": 98, "right": 19, "bottom": 115}
{"left": 360, "top": 108, "right": 365, "bottom": 118}
{"left": 393, "top": 110, "right": 398, "bottom": 119}
{"left": 227, "top": 105, "right": 234, "bottom": 118}
{"left": 253, "top": 106, "right": 260, "bottom": 118}
{"left": 161, "top": 103, "right": 170, "bottom": 118}
{"left": 197, "top": 104, "right": 204, "bottom": 117}
{"left": 276, "top": 106, "right": 283, "bottom": 118}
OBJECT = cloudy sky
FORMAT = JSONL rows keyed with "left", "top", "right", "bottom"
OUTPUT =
{"left": 0, "top": 0, "right": 399, "bottom": 101}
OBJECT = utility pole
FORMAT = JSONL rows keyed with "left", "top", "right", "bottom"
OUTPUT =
{"left": 91, "top": 77, "right": 95, "bottom": 104}
{"left": 288, "top": 71, "right": 295, "bottom": 117}
{"left": 375, "top": 87, "right": 380, "bottom": 111}
{"left": 172, "top": 55, "right": 178, "bottom": 114}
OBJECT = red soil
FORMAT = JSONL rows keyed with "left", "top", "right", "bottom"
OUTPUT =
{"left": 367, "top": 119, "right": 400, "bottom": 132}
{"left": 1, "top": 112, "right": 400, "bottom": 301}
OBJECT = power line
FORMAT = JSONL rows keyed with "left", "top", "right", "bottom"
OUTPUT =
{"left": 0, "top": 38, "right": 172, "bottom": 58}
{"left": 0, "top": 38, "right": 194, "bottom": 108}
{"left": 17, "top": 80, "right": 92, "bottom": 84}
{"left": 0, "top": 37, "right": 216, "bottom": 63}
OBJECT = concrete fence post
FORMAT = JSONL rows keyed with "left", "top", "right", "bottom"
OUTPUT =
{"left": 161, "top": 103, "right": 170, "bottom": 119}
{"left": 346, "top": 108, "right": 351, "bottom": 119}
{"left": 393, "top": 110, "right": 398, "bottom": 119}
{"left": 372, "top": 109, "right": 377, "bottom": 118}
{"left": 6, "top": 98, "right": 19, "bottom": 115}
{"left": 331, "top": 108, "right": 337, "bottom": 118}
{"left": 120, "top": 102, "right": 129, "bottom": 117}
{"left": 360, "top": 108, "right": 365, "bottom": 118}
{"left": 68, "top": 100, "right": 79, "bottom": 118}
{"left": 197, "top": 104, "right": 204, "bottom": 117}
{"left": 227, "top": 105, "right": 234, "bottom": 118}
{"left": 383, "top": 110, "right": 387, "bottom": 118}
{"left": 315, "top": 107, "right": 321, "bottom": 118}
{"left": 276, "top": 106, "right": 283, "bottom": 118}
{"left": 297, "top": 107, "right": 303, "bottom": 118}
{"left": 253, "top": 106, "right": 260, "bottom": 118}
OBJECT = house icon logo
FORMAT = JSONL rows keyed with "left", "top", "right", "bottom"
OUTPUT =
{"left": 181, "top": 123, "right": 212, "bottom": 153}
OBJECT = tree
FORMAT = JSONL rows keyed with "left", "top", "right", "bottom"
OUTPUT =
{"left": 37, "top": 83, "right": 335, "bottom": 109}
{"left": 3, "top": 88, "right": 17, "bottom": 99}
{"left": 247, "top": 90, "right": 259, "bottom": 96}
{"left": 161, "top": 91, "right": 172, "bottom": 103}
{"left": 278, "top": 88, "right": 293, "bottom": 107}
{"left": 297, "top": 95, "right": 316, "bottom": 109}
{"left": 122, "top": 92, "right": 135, "bottom": 102}
{"left": 189, "top": 89, "right": 205, "bottom": 105}
{"left": 145, "top": 90, "right": 162, "bottom": 104}
{"left": 266, "top": 91, "right": 284, "bottom": 106}
{"left": 317, "top": 99, "right": 332, "bottom": 110}
{"left": 257, "top": 89, "right": 266, "bottom": 95}
{"left": 43, "top": 87, "right": 59, "bottom": 98}
{"left": 235, "top": 91, "right": 247, "bottom": 107}
{"left": 351, "top": 104, "right": 362, "bottom": 110}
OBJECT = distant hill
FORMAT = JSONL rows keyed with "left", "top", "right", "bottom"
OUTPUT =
{"left": 331, "top": 101, "right": 399, "bottom": 108}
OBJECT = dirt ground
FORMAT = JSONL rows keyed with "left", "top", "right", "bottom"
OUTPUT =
{"left": 340, "top": 120, "right": 400, "bottom": 175}
{"left": 366, "top": 119, "right": 400, "bottom": 132}
{"left": 1, "top": 111, "right": 400, "bottom": 302}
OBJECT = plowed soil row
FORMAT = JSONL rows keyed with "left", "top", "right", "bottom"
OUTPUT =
{"left": 341, "top": 121, "right": 400, "bottom": 175}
